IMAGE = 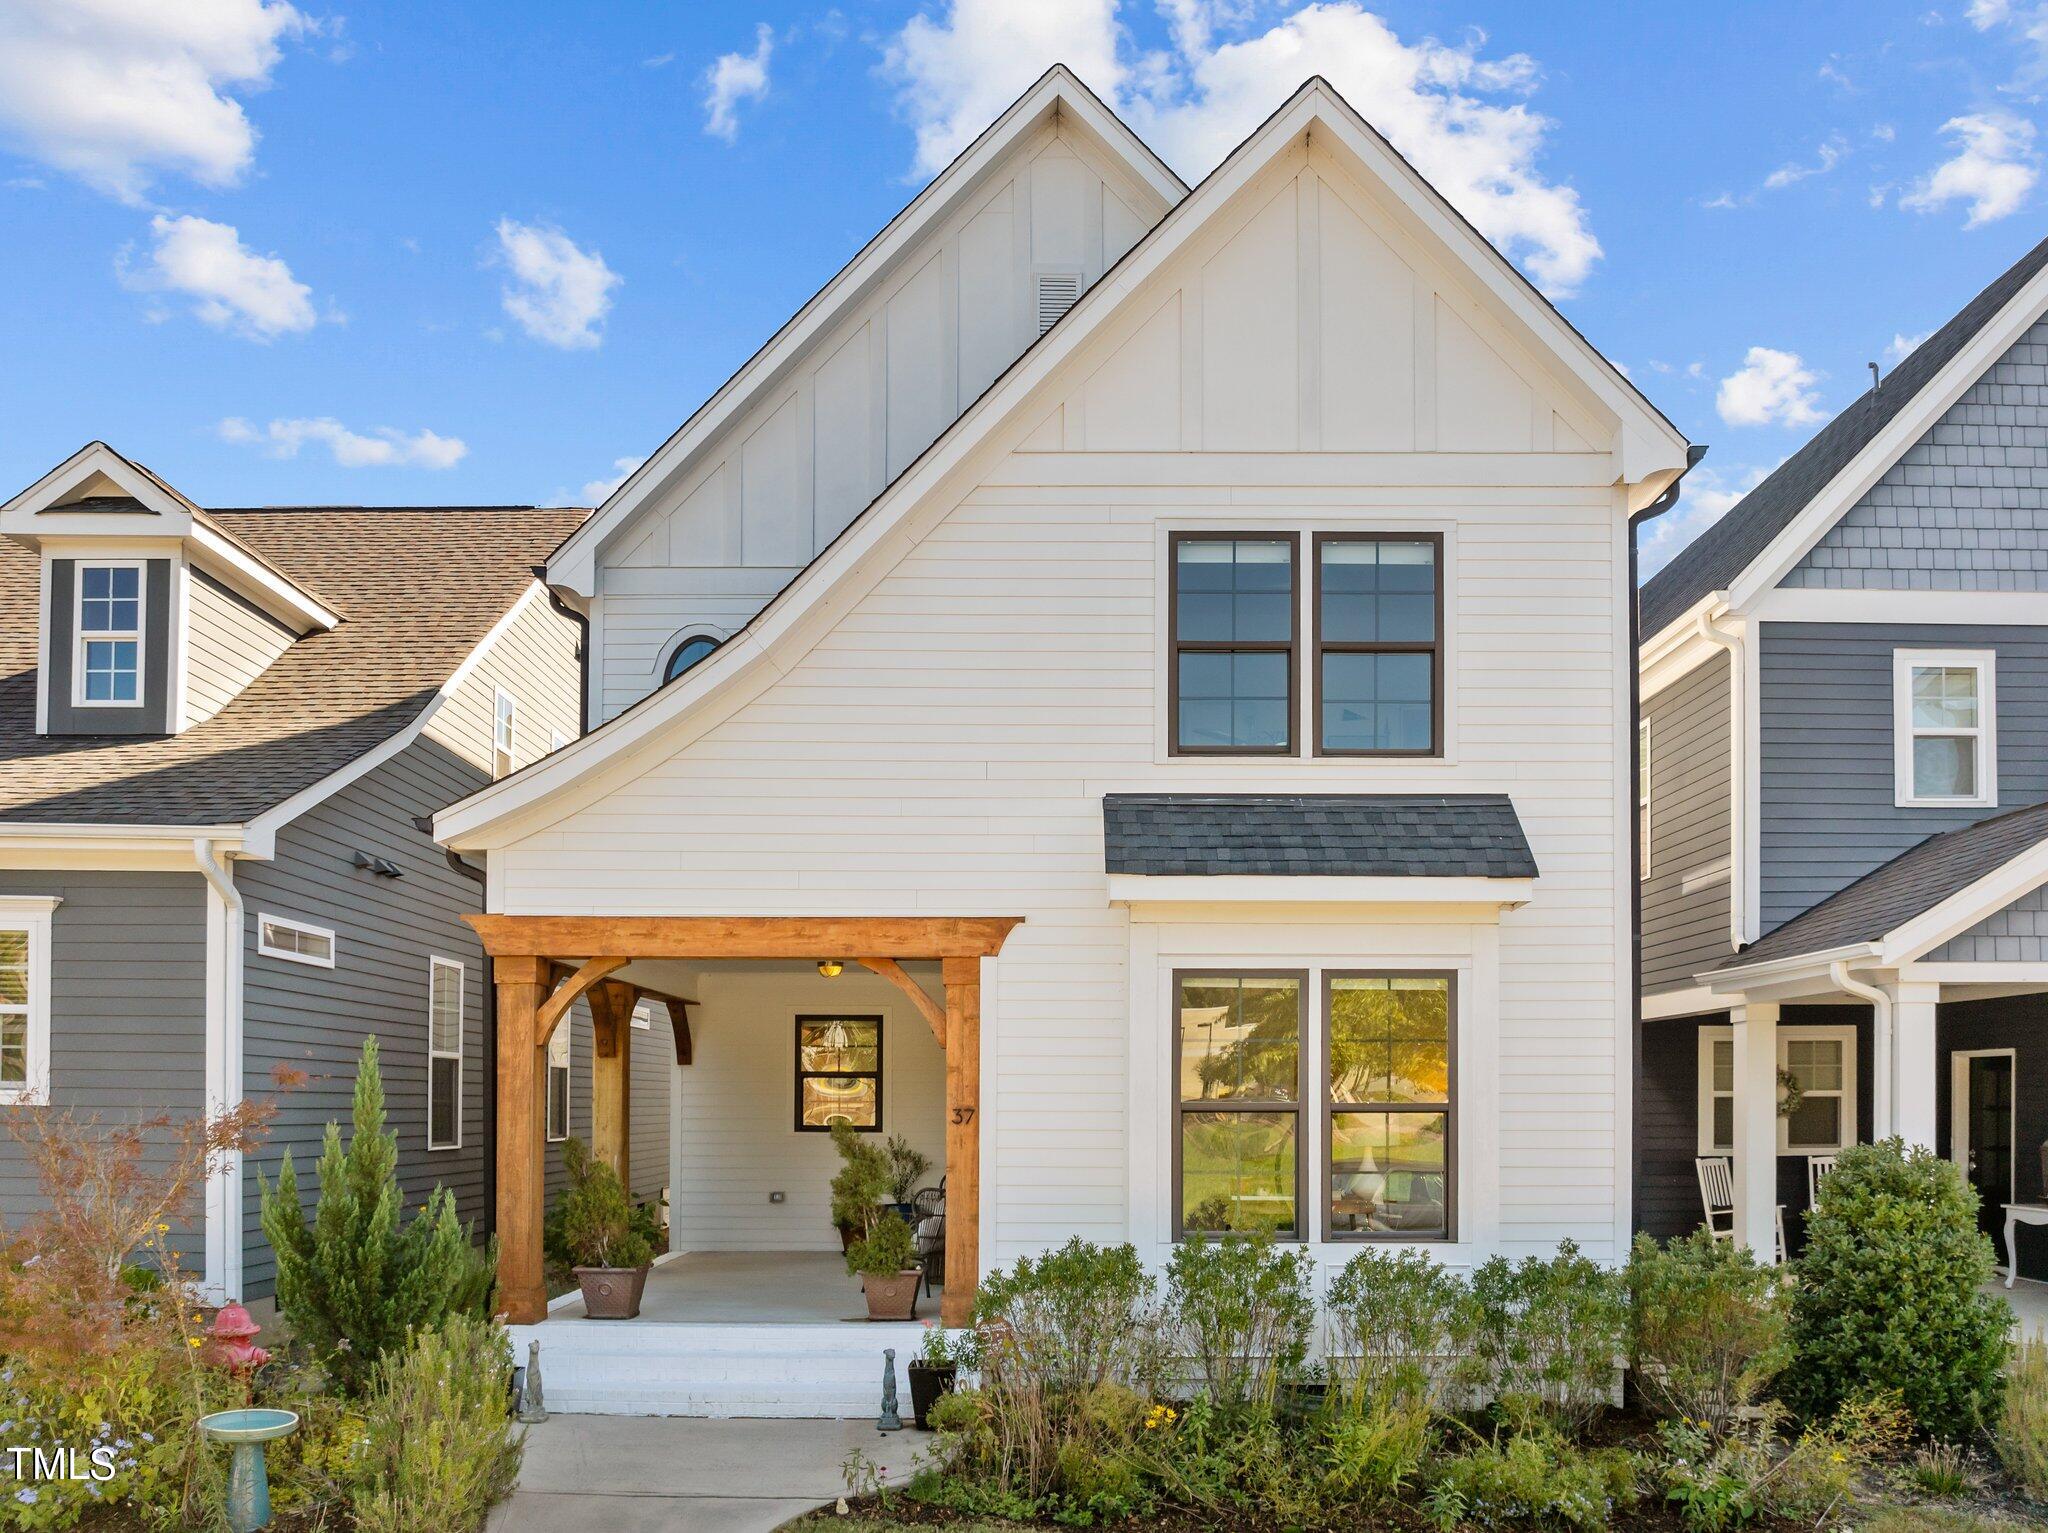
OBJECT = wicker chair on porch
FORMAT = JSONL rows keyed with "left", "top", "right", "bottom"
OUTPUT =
{"left": 913, "top": 1179, "right": 946, "bottom": 1298}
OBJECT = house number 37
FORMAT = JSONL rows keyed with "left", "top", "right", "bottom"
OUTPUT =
{"left": 950, "top": 1106, "right": 976, "bottom": 1125}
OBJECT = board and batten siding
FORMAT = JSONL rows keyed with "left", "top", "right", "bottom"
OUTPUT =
{"left": 589, "top": 121, "right": 1168, "bottom": 724}
{"left": 183, "top": 570, "right": 296, "bottom": 727}
{"left": 423, "top": 586, "right": 581, "bottom": 777}
{"left": 1758, "top": 621, "right": 2048, "bottom": 934}
{"left": 0, "top": 870, "right": 208, "bottom": 1271}
{"left": 1642, "top": 650, "right": 1732, "bottom": 991}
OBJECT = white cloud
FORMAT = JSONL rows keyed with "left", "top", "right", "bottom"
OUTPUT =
{"left": 1970, "top": 0, "right": 2014, "bottom": 25}
{"left": 1886, "top": 329, "right": 1932, "bottom": 363}
{"left": 580, "top": 455, "right": 646, "bottom": 504}
{"left": 703, "top": 23, "right": 774, "bottom": 141}
{"left": 219, "top": 416, "right": 468, "bottom": 469}
{"left": 493, "top": 219, "right": 621, "bottom": 349}
{"left": 1764, "top": 135, "right": 1847, "bottom": 189}
{"left": 1638, "top": 463, "right": 1772, "bottom": 578}
{"left": 1901, "top": 111, "right": 2039, "bottom": 225}
{"left": 884, "top": 2, "right": 1601, "bottom": 296}
{"left": 0, "top": 0, "right": 311, "bottom": 203}
{"left": 1717, "top": 346, "right": 1827, "bottom": 428}
{"left": 126, "top": 213, "right": 315, "bottom": 339}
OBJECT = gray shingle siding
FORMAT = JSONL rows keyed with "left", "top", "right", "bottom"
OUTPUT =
{"left": 0, "top": 869, "right": 207, "bottom": 1271}
{"left": 1785, "top": 317, "right": 2048, "bottom": 593}
{"left": 1928, "top": 881, "right": 2048, "bottom": 961}
{"left": 1758, "top": 621, "right": 2048, "bottom": 935}
{"left": 1643, "top": 651, "right": 1733, "bottom": 990}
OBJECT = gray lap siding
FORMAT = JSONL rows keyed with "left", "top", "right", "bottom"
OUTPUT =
{"left": 1642, "top": 650, "right": 1733, "bottom": 991}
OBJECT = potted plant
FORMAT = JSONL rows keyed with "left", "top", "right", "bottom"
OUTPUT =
{"left": 907, "top": 1323, "right": 968, "bottom": 1429}
{"left": 846, "top": 1207, "right": 922, "bottom": 1320}
{"left": 557, "top": 1138, "right": 655, "bottom": 1319}
{"left": 882, "top": 1134, "right": 933, "bottom": 1224}
{"left": 829, "top": 1122, "right": 890, "bottom": 1253}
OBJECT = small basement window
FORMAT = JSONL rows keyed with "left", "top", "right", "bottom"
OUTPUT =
{"left": 257, "top": 914, "right": 335, "bottom": 968}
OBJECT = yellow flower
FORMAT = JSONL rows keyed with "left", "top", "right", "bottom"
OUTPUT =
{"left": 157, "top": 1223, "right": 169, "bottom": 1232}
{"left": 187, "top": 1338, "right": 202, "bottom": 1349}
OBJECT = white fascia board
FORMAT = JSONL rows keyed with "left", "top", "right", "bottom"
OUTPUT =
{"left": 546, "top": 68, "right": 1184, "bottom": 597}
{"left": 1641, "top": 985, "right": 1726, "bottom": 1021}
{"left": 1105, "top": 874, "right": 1535, "bottom": 907}
{"left": 1700, "top": 941, "right": 1880, "bottom": 993}
{"left": 1638, "top": 593, "right": 1729, "bottom": 699}
{"left": 1879, "top": 837, "right": 2048, "bottom": 965}
{"left": 1725, "top": 262, "right": 2048, "bottom": 613}
{"left": 1899, "top": 961, "right": 2048, "bottom": 985}
{"left": 0, "top": 824, "right": 247, "bottom": 872}
{"left": 188, "top": 522, "right": 339, "bottom": 632}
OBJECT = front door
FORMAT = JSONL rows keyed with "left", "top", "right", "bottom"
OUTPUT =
{"left": 1963, "top": 1054, "right": 2015, "bottom": 1247}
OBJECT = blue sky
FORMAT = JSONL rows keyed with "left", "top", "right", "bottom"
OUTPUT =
{"left": 2, "top": 2, "right": 2045, "bottom": 575}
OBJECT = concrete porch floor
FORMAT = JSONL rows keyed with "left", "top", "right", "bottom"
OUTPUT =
{"left": 2000, "top": 1275, "right": 2048, "bottom": 1337}
{"left": 552, "top": 1250, "right": 939, "bottom": 1325}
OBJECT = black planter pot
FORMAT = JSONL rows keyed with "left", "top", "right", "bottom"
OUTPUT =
{"left": 907, "top": 1361, "right": 957, "bottom": 1429}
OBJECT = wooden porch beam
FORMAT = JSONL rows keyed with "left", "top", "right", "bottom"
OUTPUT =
{"left": 941, "top": 956, "right": 981, "bottom": 1328}
{"left": 857, "top": 958, "right": 947, "bottom": 1046}
{"left": 536, "top": 955, "right": 628, "bottom": 1041}
{"left": 469, "top": 914, "right": 1022, "bottom": 960}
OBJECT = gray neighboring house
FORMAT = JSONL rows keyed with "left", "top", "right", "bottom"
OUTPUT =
{"left": 0, "top": 441, "right": 673, "bottom": 1302}
{"left": 1636, "top": 234, "right": 2048, "bottom": 1279}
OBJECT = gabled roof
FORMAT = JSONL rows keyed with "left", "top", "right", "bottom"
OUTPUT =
{"left": 0, "top": 505, "right": 586, "bottom": 828}
{"left": 1103, "top": 794, "right": 1537, "bottom": 878}
{"left": 544, "top": 64, "right": 1186, "bottom": 595}
{"left": 1641, "top": 233, "right": 2048, "bottom": 639}
{"left": 438, "top": 74, "right": 1687, "bottom": 850}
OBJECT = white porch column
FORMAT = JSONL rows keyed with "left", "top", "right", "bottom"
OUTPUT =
{"left": 1893, "top": 981, "right": 1941, "bottom": 1151}
{"left": 1733, "top": 1001, "right": 1781, "bottom": 1260}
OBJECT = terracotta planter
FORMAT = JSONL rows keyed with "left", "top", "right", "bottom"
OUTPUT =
{"left": 574, "top": 1262, "right": 650, "bottom": 1319}
{"left": 907, "top": 1360, "right": 957, "bottom": 1429}
{"left": 860, "top": 1268, "right": 921, "bottom": 1321}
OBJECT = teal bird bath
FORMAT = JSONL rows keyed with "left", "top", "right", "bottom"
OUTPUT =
{"left": 197, "top": 1408, "right": 299, "bottom": 1532}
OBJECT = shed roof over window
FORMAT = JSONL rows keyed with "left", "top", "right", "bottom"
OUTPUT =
{"left": 1101, "top": 793, "right": 1537, "bottom": 879}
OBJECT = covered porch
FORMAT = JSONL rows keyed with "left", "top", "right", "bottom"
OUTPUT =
{"left": 470, "top": 915, "right": 1021, "bottom": 1327}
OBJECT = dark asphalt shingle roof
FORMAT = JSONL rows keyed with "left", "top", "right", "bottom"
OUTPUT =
{"left": 1713, "top": 799, "right": 2048, "bottom": 971}
{"left": 0, "top": 505, "right": 588, "bottom": 826}
{"left": 1640, "top": 232, "right": 2048, "bottom": 639}
{"left": 1102, "top": 793, "right": 1538, "bottom": 878}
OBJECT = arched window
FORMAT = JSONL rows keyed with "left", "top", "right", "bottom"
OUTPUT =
{"left": 663, "top": 634, "right": 721, "bottom": 683}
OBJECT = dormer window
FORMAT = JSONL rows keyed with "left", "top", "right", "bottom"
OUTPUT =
{"left": 75, "top": 562, "right": 143, "bottom": 706}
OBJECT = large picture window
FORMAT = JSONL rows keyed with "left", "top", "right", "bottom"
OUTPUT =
{"left": 75, "top": 562, "right": 143, "bottom": 707}
{"left": 1174, "top": 972, "right": 1304, "bottom": 1238}
{"left": 1314, "top": 535, "right": 1441, "bottom": 756}
{"left": 427, "top": 957, "right": 463, "bottom": 1150}
{"left": 796, "top": 1015, "right": 882, "bottom": 1131}
{"left": 1325, "top": 973, "right": 1453, "bottom": 1239}
{"left": 1169, "top": 534, "right": 1298, "bottom": 755}
{"left": 1893, "top": 648, "right": 1996, "bottom": 807}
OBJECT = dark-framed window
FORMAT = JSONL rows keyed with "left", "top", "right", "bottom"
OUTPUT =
{"left": 1173, "top": 971, "right": 1305, "bottom": 1238}
{"left": 1324, "top": 971, "right": 1454, "bottom": 1241}
{"left": 795, "top": 1014, "right": 882, "bottom": 1131}
{"left": 1169, "top": 533, "right": 1298, "bottom": 755}
{"left": 664, "top": 634, "right": 721, "bottom": 684}
{"left": 1314, "top": 533, "right": 1442, "bottom": 756}
{"left": 544, "top": 1022, "right": 570, "bottom": 1143}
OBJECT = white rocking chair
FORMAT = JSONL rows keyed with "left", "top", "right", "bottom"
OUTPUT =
{"left": 1696, "top": 1155, "right": 1787, "bottom": 1262}
{"left": 1807, "top": 1154, "right": 1837, "bottom": 1207}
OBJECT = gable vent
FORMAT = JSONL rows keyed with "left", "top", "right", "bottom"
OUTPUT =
{"left": 1034, "top": 271, "right": 1082, "bottom": 336}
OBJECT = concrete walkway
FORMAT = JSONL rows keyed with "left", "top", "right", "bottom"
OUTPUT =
{"left": 486, "top": 1414, "right": 929, "bottom": 1533}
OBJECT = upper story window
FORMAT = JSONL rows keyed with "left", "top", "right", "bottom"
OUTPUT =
{"left": 1169, "top": 534, "right": 1298, "bottom": 755}
{"left": 75, "top": 562, "right": 143, "bottom": 707}
{"left": 493, "top": 688, "right": 517, "bottom": 779}
{"left": 1893, "top": 649, "right": 1997, "bottom": 808}
{"left": 1314, "top": 535, "right": 1440, "bottom": 756}
{"left": 664, "top": 634, "right": 721, "bottom": 684}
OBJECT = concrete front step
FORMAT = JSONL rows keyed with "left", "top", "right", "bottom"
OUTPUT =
{"left": 508, "top": 1319, "right": 929, "bottom": 1418}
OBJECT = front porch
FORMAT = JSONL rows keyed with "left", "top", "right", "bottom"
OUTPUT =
{"left": 550, "top": 1250, "right": 910, "bottom": 1325}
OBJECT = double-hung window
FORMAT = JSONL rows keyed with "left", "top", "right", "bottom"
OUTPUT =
{"left": 1697, "top": 1026, "right": 1856, "bottom": 1155}
{"left": 1326, "top": 974, "right": 1453, "bottom": 1239}
{"left": 493, "top": 689, "right": 517, "bottom": 779}
{"left": 1175, "top": 973, "right": 1304, "bottom": 1238}
{"left": 1894, "top": 649, "right": 1996, "bottom": 807}
{"left": 545, "top": 1023, "right": 570, "bottom": 1142}
{"left": 75, "top": 562, "right": 143, "bottom": 706}
{"left": 1170, "top": 535, "right": 1297, "bottom": 754}
{"left": 796, "top": 1015, "right": 882, "bottom": 1130}
{"left": 1314, "top": 535, "right": 1441, "bottom": 756}
{"left": 0, "top": 899, "right": 55, "bottom": 1103}
{"left": 427, "top": 957, "right": 463, "bottom": 1150}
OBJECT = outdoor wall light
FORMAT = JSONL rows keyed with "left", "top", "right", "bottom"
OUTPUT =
{"left": 817, "top": 959, "right": 844, "bottom": 978}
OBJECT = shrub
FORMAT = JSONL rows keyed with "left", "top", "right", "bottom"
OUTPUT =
{"left": 1627, "top": 1230, "right": 1789, "bottom": 1435}
{"left": 1785, "top": 1139, "right": 2009, "bottom": 1437}
{"left": 1423, "top": 1422, "right": 1640, "bottom": 1531}
{"left": 1997, "top": 1334, "right": 2048, "bottom": 1497}
{"left": 555, "top": 1137, "right": 655, "bottom": 1270}
{"left": 1160, "top": 1233, "right": 1314, "bottom": 1409}
{"left": 846, "top": 1206, "right": 918, "bottom": 1277}
{"left": 349, "top": 1315, "right": 524, "bottom": 1533}
{"left": 261, "top": 1037, "right": 493, "bottom": 1394}
{"left": 972, "top": 1238, "right": 1159, "bottom": 1397}
{"left": 1327, "top": 1247, "right": 1478, "bottom": 1411}
{"left": 882, "top": 1133, "right": 932, "bottom": 1203}
{"left": 829, "top": 1122, "right": 890, "bottom": 1235}
{"left": 1470, "top": 1240, "right": 1628, "bottom": 1434}
{"left": 1657, "top": 1393, "right": 1908, "bottom": 1533}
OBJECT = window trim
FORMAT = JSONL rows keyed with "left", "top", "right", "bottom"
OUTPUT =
{"left": 1310, "top": 532, "right": 1445, "bottom": 759}
{"left": 545, "top": 1021, "right": 570, "bottom": 1143}
{"left": 794, "top": 1013, "right": 884, "bottom": 1133}
{"left": 1171, "top": 968, "right": 1308, "bottom": 1241}
{"left": 662, "top": 632, "right": 723, "bottom": 684}
{"left": 1320, "top": 970, "right": 1457, "bottom": 1244}
{"left": 71, "top": 559, "right": 146, "bottom": 710}
{"left": 1166, "top": 531, "right": 1301, "bottom": 758}
{"left": 492, "top": 687, "right": 517, "bottom": 780}
{"left": 1893, "top": 648, "right": 1997, "bottom": 809}
{"left": 256, "top": 913, "right": 336, "bottom": 969}
{"left": 1697, "top": 1023, "right": 1859, "bottom": 1156}
{"left": 0, "top": 897, "right": 58, "bottom": 1105}
{"left": 427, "top": 956, "right": 464, "bottom": 1151}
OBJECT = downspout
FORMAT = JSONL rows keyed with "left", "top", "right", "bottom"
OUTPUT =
{"left": 417, "top": 816, "right": 497, "bottom": 1237}
{"left": 193, "top": 837, "right": 244, "bottom": 1301}
{"left": 544, "top": 578, "right": 591, "bottom": 738}
{"left": 1830, "top": 960, "right": 1892, "bottom": 1142}
{"left": 1695, "top": 606, "right": 1746, "bottom": 949}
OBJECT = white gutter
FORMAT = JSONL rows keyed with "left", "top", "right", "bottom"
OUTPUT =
{"left": 193, "top": 837, "right": 244, "bottom": 1301}
{"left": 1830, "top": 960, "right": 1892, "bottom": 1142}
{"left": 1695, "top": 604, "right": 1747, "bottom": 948}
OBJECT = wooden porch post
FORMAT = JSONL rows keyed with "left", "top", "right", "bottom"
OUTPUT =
{"left": 493, "top": 954, "right": 551, "bottom": 1323}
{"left": 941, "top": 956, "right": 981, "bottom": 1327}
{"left": 588, "top": 979, "right": 636, "bottom": 1189}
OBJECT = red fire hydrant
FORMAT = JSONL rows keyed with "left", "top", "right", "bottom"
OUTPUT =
{"left": 205, "top": 1303, "right": 271, "bottom": 1374}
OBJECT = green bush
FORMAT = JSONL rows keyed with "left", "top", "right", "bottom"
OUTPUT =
{"left": 1161, "top": 1232, "right": 1314, "bottom": 1409}
{"left": 350, "top": 1314, "right": 525, "bottom": 1533}
{"left": 554, "top": 1137, "right": 655, "bottom": 1270}
{"left": 972, "top": 1237, "right": 1159, "bottom": 1397}
{"left": 1422, "top": 1423, "right": 1641, "bottom": 1531}
{"left": 1470, "top": 1240, "right": 1628, "bottom": 1434}
{"left": 1997, "top": 1334, "right": 2048, "bottom": 1497}
{"left": 1327, "top": 1246, "right": 1478, "bottom": 1411}
{"left": 1785, "top": 1139, "right": 2009, "bottom": 1437}
{"left": 882, "top": 1133, "right": 932, "bottom": 1203}
{"left": 1657, "top": 1393, "right": 1908, "bottom": 1533}
{"left": 829, "top": 1122, "right": 891, "bottom": 1235}
{"left": 1627, "top": 1230, "right": 1788, "bottom": 1435}
{"left": 260, "top": 1036, "right": 496, "bottom": 1394}
{"left": 845, "top": 1206, "right": 918, "bottom": 1277}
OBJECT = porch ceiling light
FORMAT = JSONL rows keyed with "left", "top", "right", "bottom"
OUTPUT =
{"left": 817, "top": 959, "right": 844, "bottom": 978}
